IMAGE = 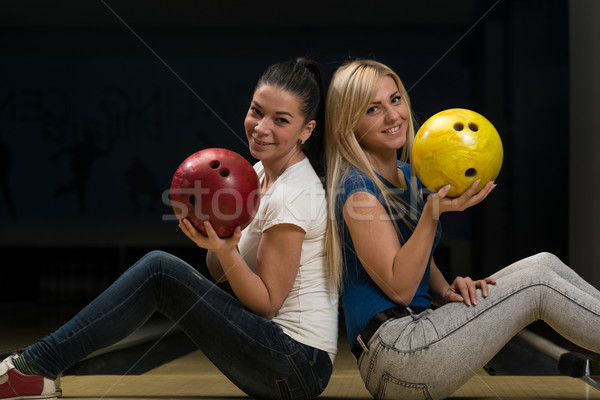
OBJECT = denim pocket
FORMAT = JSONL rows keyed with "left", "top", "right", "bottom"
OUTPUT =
{"left": 285, "top": 343, "right": 332, "bottom": 399}
{"left": 377, "top": 371, "right": 432, "bottom": 400}
{"left": 300, "top": 345, "right": 332, "bottom": 392}
{"left": 276, "top": 379, "right": 292, "bottom": 400}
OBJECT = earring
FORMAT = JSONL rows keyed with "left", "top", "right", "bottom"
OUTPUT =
{"left": 300, "top": 138, "right": 306, "bottom": 145}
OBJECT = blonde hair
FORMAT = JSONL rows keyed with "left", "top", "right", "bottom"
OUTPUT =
{"left": 325, "top": 59, "right": 418, "bottom": 289}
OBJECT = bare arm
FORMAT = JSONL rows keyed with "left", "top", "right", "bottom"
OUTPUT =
{"left": 430, "top": 259, "right": 497, "bottom": 307}
{"left": 343, "top": 180, "right": 496, "bottom": 306}
{"left": 428, "top": 259, "right": 451, "bottom": 306}
{"left": 343, "top": 192, "right": 438, "bottom": 305}
{"left": 206, "top": 250, "right": 226, "bottom": 283}
{"left": 180, "top": 219, "right": 303, "bottom": 319}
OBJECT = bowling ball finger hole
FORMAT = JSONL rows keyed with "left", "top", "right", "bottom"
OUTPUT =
{"left": 453, "top": 122, "right": 464, "bottom": 131}
{"left": 210, "top": 161, "right": 220, "bottom": 169}
{"left": 219, "top": 169, "right": 230, "bottom": 177}
{"left": 468, "top": 123, "right": 479, "bottom": 132}
{"left": 189, "top": 194, "right": 196, "bottom": 205}
{"left": 465, "top": 168, "right": 477, "bottom": 178}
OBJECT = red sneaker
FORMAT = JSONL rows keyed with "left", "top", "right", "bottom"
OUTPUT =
{"left": 0, "top": 355, "right": 56, "bottom": 400}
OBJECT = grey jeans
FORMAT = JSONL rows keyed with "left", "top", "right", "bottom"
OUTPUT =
{"left": 357, "top": 252, "right": 600, "bottom": 400}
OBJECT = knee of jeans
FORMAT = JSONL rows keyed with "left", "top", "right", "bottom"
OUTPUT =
{"left": 144, "top": 250, "right": 184, "bottom": 270}
{"left": 531, "top": 251, "right": 562, "bottom": 267}
{"left": 125, "top": 250, "right": 170, "bottom": 277}
{"left": 529, "top": 252, "right": 569, "bottom": 275}
{"left": 521, "top": 262, "right": 550, "bottom": 281}
{"left": 144, "top": 250, "right": 169, "bottom": 262}
{"left": 520, "top": 255, "right": 570, "bottom": 287}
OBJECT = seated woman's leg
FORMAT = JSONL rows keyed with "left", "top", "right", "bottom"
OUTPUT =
{"left": 360, "top": 252, "right": 600, "bottom": 400}
{"left": 23, "top": 250, "right": 330, "bottom": 400}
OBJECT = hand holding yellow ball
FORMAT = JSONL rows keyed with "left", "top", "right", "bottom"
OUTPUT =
{"left": 412, "top": 108, "right": 503, "bottom": 197}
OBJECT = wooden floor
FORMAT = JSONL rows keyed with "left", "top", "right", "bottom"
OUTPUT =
{"left": 2, "top": 305, "right": 599, "bottom": 399}
{"left": 57, "top": 340, "right": 600, "bottom": 400}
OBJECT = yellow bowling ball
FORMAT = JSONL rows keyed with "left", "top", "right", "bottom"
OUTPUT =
{"left": 412, "top": 108, "right": 503, "bottom": 197}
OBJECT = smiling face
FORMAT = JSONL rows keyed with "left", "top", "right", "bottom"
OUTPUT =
{"left": 355, "top": 75, "right": 409, "bottom": 155}
{"left": 244, "top": 84, "right": 314, "bottom": 170}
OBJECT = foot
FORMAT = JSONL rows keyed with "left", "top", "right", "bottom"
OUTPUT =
{"left": 0, "top": 355, "right": 56, "bottom": 400}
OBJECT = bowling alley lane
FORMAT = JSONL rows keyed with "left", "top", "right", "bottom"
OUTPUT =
{"left": 42, "top": 334, "right": 600, "bottom": 400}
{"left": 2, "top": 305, "right": 600, "bottom": 399}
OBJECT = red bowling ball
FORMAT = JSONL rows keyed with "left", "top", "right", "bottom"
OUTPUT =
{"left": 170, "top": 148, "right": 261, "bottom": 238}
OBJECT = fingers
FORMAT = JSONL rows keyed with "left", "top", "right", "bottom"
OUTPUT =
{"left": 203, "top": 220, "right": 219, "bottom": 240}
{"left": 231, "top": 226, "right": 242, "bottom": 241}
{"left": 456, "top": 179, "right": 482, "bottom": 206}
{"left": 438, "top": 184, "right": 452, "bottom": 199}
{"left": 474, "top": 277, "right": 497, "bottom": 300}
{"left": 451, "top": 277, "right": 472, "bottom": 306}
{"left": 428, "top": 181, "right": 496, "bottom": 218}
{"left": 180, "top": 218, "right": 208, "bottom": 238}
{"left": 453, "top": 276, "right": 497, "bottom": 306}
{"left": 178, "top": 218, "right": 195, "bottom": 237}
{"left": 470, "top": 180, "right": 496, "bottom": 204}
{"left": 455, "top": 180, "right": 496, "bottom": 211}
{"left": 479, "top": 279, "right": 489, "bottom": 298}
{"left": 203, "top": 221, "right": 243, "bottom": 249}
{"left": 428, "top": 185, "right": 450, "bottom": 220}
{"left": 457, "top": 277, "right": 477, "bottom": 306}
{"left": 447, "top": 292, "right": 464, "bottom": 303}
{"left": 468, "top": 278, "right": 479, "bottom": 305}
{"left": 463, "top": 179, "right": 482, "bottom": 197}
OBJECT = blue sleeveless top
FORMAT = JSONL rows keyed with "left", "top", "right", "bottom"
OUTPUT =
{"left": 335, "top": 162, "right": 442, "bottom": 346}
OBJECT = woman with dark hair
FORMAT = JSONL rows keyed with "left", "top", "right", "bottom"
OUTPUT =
{"left": 1, "top": 58, "right": 337, "bottom": 400}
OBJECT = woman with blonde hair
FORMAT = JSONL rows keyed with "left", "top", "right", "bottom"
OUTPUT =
{"left": 325, "top": 58, "right": 600, "bottom": 399}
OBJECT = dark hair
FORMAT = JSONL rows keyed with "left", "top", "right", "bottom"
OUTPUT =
{"left": 256, "top": 57, "right": 326, "bottom": 177}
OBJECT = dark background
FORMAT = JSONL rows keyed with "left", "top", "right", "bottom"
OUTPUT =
{"left": 0, "top": 0, "right": 573, "bottom": 308}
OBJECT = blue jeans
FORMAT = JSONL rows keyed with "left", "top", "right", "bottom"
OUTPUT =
{"left": 24, "top": 250, "right": 333, "bottom": 400}
{"left": 356, "top": 252, "right": 600, "bottom": 400}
